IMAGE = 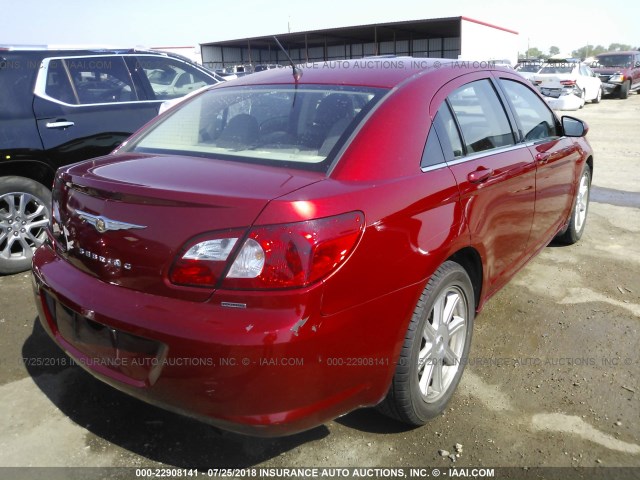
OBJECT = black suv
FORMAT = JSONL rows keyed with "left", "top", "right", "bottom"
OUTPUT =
{"left": 0, "top": 47, "right": 223, "bottom": 273}
{"left": 591, "top": 51, "right": 640, "bottom": 99}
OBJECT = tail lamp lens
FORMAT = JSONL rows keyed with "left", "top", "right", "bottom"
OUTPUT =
{"left": 169, "top": 212, "right": 364, "bottom": 289}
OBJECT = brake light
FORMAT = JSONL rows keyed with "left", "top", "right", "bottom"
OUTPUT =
{"left": 560, "top": 80, "right": 576, "bottom": 86}
{"left": 169, "top": 212, "right": 364, "bottom": 289}
{"left": 169, "top": 230, "right": 243, "bottom": 287}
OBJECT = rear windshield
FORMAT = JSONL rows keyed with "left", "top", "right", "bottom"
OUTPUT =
{"left": 515, "top": 63, "right": 541, "bottom": 73}
{"left": 539, "top": 64, "right": 574, "bottom": 74}
{"left": 125, "top": 84, "right": 387, "bottom": 172}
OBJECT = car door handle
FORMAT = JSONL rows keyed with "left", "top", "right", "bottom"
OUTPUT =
{"left": 45, "top": 121, "right": 75, "bottom": 129}
{"left": 468, "top": 168, "right": 493, "bottom": 184}
{"left": 536, "top": 152, "right": 551, "bottom": 164}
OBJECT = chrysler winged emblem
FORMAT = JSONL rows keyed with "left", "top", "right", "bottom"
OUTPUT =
{"left": 76, "top": 210, "right": 147, "bottom": 233}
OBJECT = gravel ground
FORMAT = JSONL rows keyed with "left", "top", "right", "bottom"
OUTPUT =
{"left": 0, "top": 92, "right": 638, "bottom": 480}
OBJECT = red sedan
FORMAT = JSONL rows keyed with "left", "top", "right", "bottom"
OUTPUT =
{"left": 31, "top": 58, "right": 593, "bottom": 436}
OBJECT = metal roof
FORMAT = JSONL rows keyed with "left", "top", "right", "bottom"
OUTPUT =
{"left": 201, "top": 16, "right": 516, "bottom": 51}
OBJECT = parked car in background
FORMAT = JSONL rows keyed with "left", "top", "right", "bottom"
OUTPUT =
{"left": 0, "top": 46, "right": 223, "bottom": 274}
{"left": 158, "top": 84, "right": 216, "bottom": 115}
{"left": 32, "top": 58, "right": 593, "bottom": 437}
{"left": 254, "top": 64, "right": 281, "bottom": 72}
{"left": 591, "top": 51, "right": 640, "bottom": 99}
{"left": 532, "top": 59, "right": 602, "bottom": 110}
{"left": 515, "top": 59, "right": 543, "bottom": 81}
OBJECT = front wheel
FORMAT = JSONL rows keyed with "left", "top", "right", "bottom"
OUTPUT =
{"left": 378, "top": 261, "right": 474, "bottom": 425}
{"left": 620, "top": 80, "right": 630, "bottom": 99}
{"left": 555, "top": 167, "right": 591, "bottom": 245}
{"left": 0, "top": 176, "right": 52, "bottom": 275}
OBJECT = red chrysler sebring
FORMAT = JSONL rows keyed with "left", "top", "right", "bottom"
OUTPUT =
{"left": 31, "top": 58, "right": 593, "bottom": 436}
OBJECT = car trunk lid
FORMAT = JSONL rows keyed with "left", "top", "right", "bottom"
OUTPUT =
{"left": 51, "top": 153, "right": 323, "bottom": 300}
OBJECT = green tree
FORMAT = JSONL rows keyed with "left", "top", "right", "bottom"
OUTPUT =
{"left": 549, "top": 46, "right": 560, "bottom": 55}
{"left": 608, "top": 43, "right": 632, "bottom": 52}
{"left": 571, "top": 44, "right": 607, "bottom": 59}
{"left": 525, "top": 47, "right": 544, "bottom": 59}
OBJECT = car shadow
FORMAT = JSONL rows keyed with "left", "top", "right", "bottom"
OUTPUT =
{"left": 334, "top": 408, "right": 416, "bottom": 435}
{"left": 22, "top": 318, "right": 330, "bottom": 468}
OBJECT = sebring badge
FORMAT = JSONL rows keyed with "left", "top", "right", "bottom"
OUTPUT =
{"left": 76, "top": 210, "right": 147, "bottom": 233}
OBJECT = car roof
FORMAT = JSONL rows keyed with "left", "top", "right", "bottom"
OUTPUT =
{"left": 596, "top": 51, "right": 638, "bottom": 56}
{"left": 223, "top": 57, "right": 514, "bottom": 89}
{"left": 0, "top": 46, "right": 192, "bottom": 62}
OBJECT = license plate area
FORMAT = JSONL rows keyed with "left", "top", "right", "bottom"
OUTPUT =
{"left": 52, "top": 298, "right": 166, "bottom": 383}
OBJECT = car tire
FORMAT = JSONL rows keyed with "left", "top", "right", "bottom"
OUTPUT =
{"left": 555, "top": 166, "right": 591, "bottom": 245}
{"left": 378, "top": 261, "right": 474, "bottom": 425}
{"left": 0, "top": 176, "right": 51, "bottom": 275}
{"left": 592, "top": 86, "right": 602, "bottom": 104}
{"left": 620, "top": 80, "right": 630, "bottom": 99}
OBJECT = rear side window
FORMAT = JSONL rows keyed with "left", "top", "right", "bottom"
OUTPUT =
{"left": 447, "top": 79, "right": 515, "bottom": 154}
{"left": 44, "top": 56, "right": 137, "bottom": 105}
{"left": 45, "top": 60, "right": 76, "bottom": 104}
{"left": 433, "top": 104, "right": 464, "bottom": 160}
{"left": 499, "top": 79, "right": 561, "bottom": 141}
{"left": 66, "top": 56, "right": 136, "bottom": 104}
{"left": 421, "top": 125, "right": 446, "bottom": 168}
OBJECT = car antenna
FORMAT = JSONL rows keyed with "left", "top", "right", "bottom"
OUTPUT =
{"left": 273, "top": 36, "right": 302, "bottom": 82}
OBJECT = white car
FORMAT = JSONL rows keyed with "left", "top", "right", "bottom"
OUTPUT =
{"left": 532, "top": 60, "right": 603, "bottom": 110}
{"left": 514, "top": 60, "right": 542, "bottom": 81}
{"left": 158, "top": 84, "right": 214, "bottom": 114}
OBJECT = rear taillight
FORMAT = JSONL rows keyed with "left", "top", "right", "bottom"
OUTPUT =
{"left": 560, "top": 80, "right": 576, "bottom": 86}
{"left": 169, "top": 212, "right": 364, "bottom": 289}
{"left": 169, "top": 230, "right": 243, "bottom": 287}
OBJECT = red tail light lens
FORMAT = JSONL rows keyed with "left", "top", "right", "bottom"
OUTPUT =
{"left": 560, "top": 80, "right": 576, "bottom": 86}
{"left": 223, "top": 211, "right": 364, "bottom": 290}
{"left": 169, "top": 212, "right": 364, "bottom": 290}
{"left": 169, "top": 230, "right": 243, "bottom": 287}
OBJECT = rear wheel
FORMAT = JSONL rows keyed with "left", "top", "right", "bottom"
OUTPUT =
{"left": 592, "top": 86, "right": 602, "bottom": 103}
{"left": 0, "top": 176, "right": 51, "bottom": 274}
{"left": 556, "top": 167, "right": 591, "bottom": 245}
{"left": 378, "top": 261, "right": 474, "bottom": 425}
{"left": 620, "top": 80, "right": 630, "bottom": 99}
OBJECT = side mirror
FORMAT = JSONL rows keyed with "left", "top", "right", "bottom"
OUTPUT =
{"left": 635, "top": 61, "right": 640, "bottom": 68}
{"left": 562, "top": 116, "right": 589, "bottom": 137}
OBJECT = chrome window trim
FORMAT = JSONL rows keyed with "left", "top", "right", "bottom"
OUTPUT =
{"left": 33, "top": 53, "right": 212, "bottom": 108}
{"left": 34, "top": 55, "right": 155, "bottom": 107}
{"left": 444, "top": 142, "right": 533, "bottom": 167}
{"left": 420, "top": 162, "right": 448, "bottom": 173}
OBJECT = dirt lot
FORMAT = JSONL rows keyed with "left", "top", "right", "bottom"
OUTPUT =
{"left": 1, "top": 93, "right": 639, "bottom": 479}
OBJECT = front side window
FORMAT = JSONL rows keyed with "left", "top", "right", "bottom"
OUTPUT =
{"left": 447, "top": 79, "right": 515, "bottom": 154}
{"left": 125, "top": 85, "right": 387, "bottom": 172}
{"left": 499, "top": 79, "right": 561, "bottom": 141}
{"left": 134, "top": 56, "right": 219, "bottom": 100}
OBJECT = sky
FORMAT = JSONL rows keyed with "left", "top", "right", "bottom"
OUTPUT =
{"left": 1, "top": 0, "right": 638, "bottom": 56}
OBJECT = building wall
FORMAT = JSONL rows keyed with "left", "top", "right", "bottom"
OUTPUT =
{"left": 152, "top": 46, "right": 202, "bottom": 65}
{"left": 199, "top": 18, "right": 518, "bottom": 70}
{"left": 201, "top": 37, "right": 462, "bottom": 70}
{"left": 459, "top": 19, "right": 518, "bottom": 65}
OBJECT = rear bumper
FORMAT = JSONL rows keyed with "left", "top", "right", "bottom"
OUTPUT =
{"left": 543, "top": 93, "right": 583, "bottom": 111}
{"left": 31, "top": 243, "right": 413, "bottom": 436}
